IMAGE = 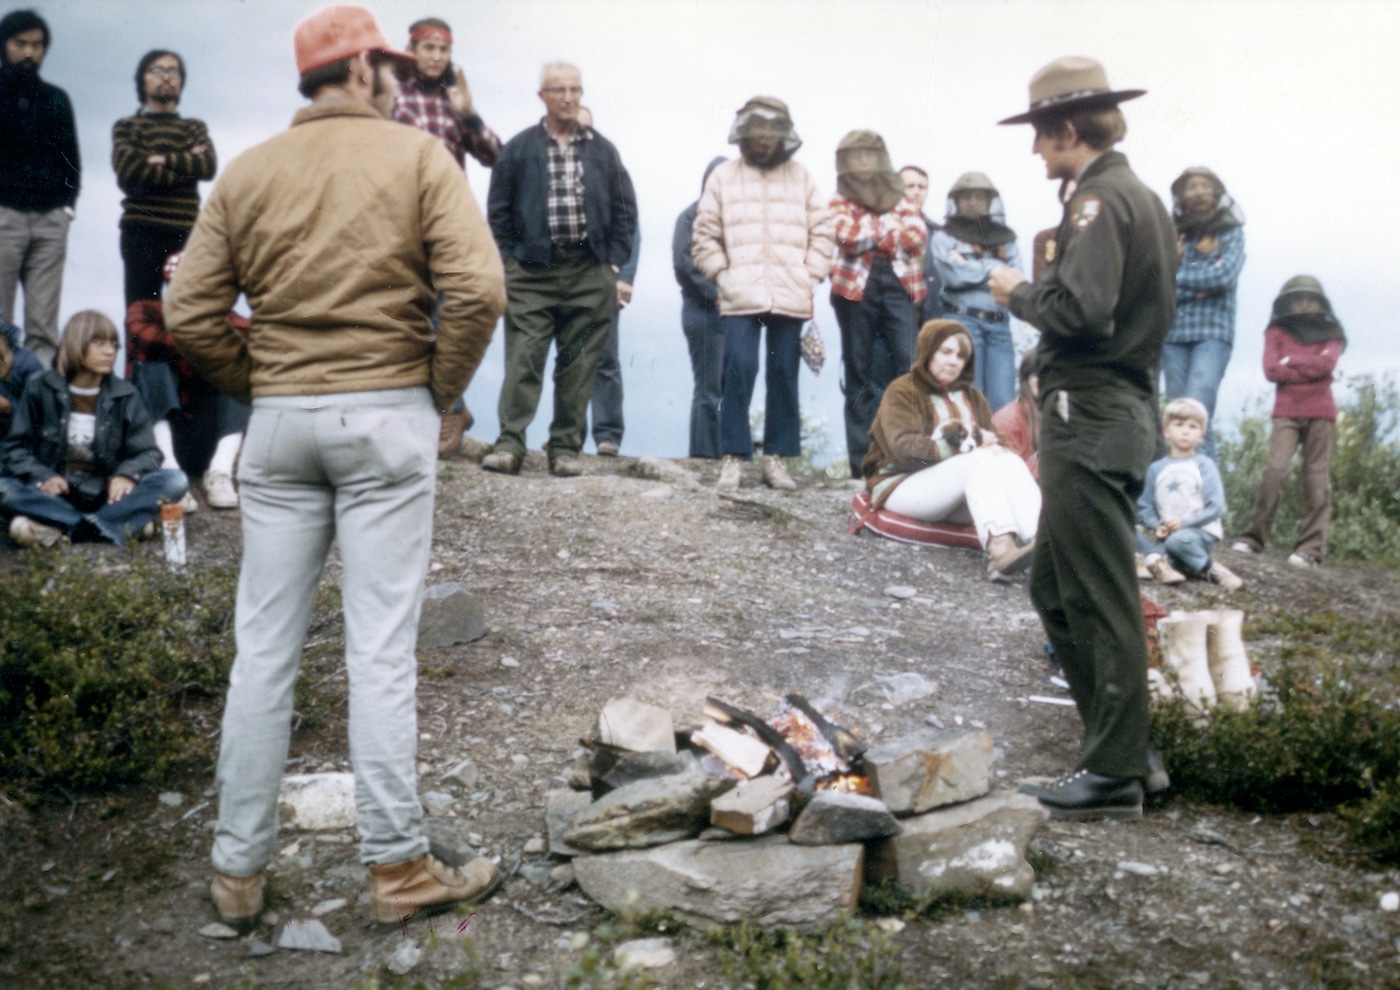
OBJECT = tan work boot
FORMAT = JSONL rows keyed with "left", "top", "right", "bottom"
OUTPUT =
{"left": 1156, "top": 612, "right": 1216, "bottom": 721}
{"left": 481, "top": 450, "right": 521, "bottom": 475}
{"left": 1207, "top": 561, "right": 1243, "bottom": 591}
{"left": 1148, "top": 556, "right": 1187, "bottom": 584}
{"left": 210, "top": 872, "right": 264, "bottom": 931}
{"left": 9, "top": 515, "right": 62, "bottom": 548}
{"left": 369, "top": 852, "right": 499, "bottom": 925}
{"left": 549, "top": 452, "right": 584, "bottom": 477}
{"left": 1204, "top": 608, "right": 1256, "bottom": 711}
{"left": 986, "top": 532, "right": 1034, "bottom": 582}
{"left": 762, "top": 454, "right": 796, "bottom": 491}
{"left": 717, "top": 455, "right": 742, "bottom": 490}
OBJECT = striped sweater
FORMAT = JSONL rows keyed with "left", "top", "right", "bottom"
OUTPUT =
{"left": 111, "top": 111, "right": 217, "bottom": 231}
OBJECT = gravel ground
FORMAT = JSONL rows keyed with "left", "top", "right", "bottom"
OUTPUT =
{"left": 3, "top": 451, "right": 1399, "bottom": 989}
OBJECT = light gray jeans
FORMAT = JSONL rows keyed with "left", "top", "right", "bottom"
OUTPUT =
{"left": 0, "top": 205, "right": 69, "bottom": 368}
{"left": 211, "top": 387, "right": 438, "bottom": 877}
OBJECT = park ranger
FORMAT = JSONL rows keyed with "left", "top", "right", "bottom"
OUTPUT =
{"left": 988, "top": 56, "right": 1178, "bottom": 820}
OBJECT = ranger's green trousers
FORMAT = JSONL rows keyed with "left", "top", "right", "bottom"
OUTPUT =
{"left": 494, "top": 248, "right": 615, "bottom": 459}
{"left": 1031, "top": 385, "right": 1155, "bottom": 780}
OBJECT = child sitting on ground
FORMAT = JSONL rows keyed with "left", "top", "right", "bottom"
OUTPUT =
{"left": 0, "top": 321, "right": 44, "bottom": 438}
{"left": 1136, "top": 397, "right": 1242, "bottom": 589}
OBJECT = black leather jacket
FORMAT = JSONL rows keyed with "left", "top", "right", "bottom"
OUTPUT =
{"left": 1, "top": 370, "right": 162, "bottom": 484}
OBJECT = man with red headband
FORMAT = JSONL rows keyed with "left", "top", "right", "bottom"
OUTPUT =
{"left": 167, "top": 4, "right": 506, "bottom": 932}
{"left": 392, "top": 16, "right": 501, "bottom": 457}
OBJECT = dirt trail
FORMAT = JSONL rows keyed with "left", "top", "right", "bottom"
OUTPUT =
{"left": 3, "top": 453, "right": 1399, "bottom": 988}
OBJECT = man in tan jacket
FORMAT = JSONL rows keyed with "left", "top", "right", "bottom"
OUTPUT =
{"left": 166, "top": 5, "right": 505, "bottom": 931}
{"left": 692, "top": 96, "right": 832, "bottom": 490}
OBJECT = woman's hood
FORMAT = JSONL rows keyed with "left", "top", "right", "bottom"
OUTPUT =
{"left": 912, "top": 319, "right": 976, "bottom": 392}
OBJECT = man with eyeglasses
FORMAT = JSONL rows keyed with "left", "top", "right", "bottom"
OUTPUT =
{"left": 0, "top": 9, "right": 80, "bottom": 369}
{"left": 483, "top": 61, "right": 637, "bottom": 477}
{"left": 112, "top": 50, "right": 216, "bottom": 306}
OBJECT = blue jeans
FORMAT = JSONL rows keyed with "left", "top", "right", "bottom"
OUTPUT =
{"left": 1137, "top": 526, "right": 1216, "bottom": 577}
{"left": 719, "top": 313, "right": 802, "bottom": 459}
{"left": 1161, "top": 339, "right": 1233, "bottom": 462}
{"left": 948, "top": 313, "right": 1015, "bottom": 412}
{"left": 588, "top": 308, "right": 624, "bottom": 448}
{"left": 833, "top": 257, "right": 918, "bottom": 476}
{"left": 681, "top": 297, "right": 724, "bottom": 459}
{"left": 0, "top": 469, "right": 188, "bottom": 545}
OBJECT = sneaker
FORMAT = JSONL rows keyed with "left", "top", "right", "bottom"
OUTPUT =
{"left": 203, "top": 470, "right": 239, "bottom": 509}
{"left": 9, "top": 515, "right": 62, "bottom": 548}
{"left": 1135, "top": 554, "right": 1152, "bottom": 581}
{"left": 437, "top": 409, "right": 473, "bottom": 458}
{"left": 179, "top": 490, "right": 200, "bottom": 514}
{"left": 481, "top": 450, "right": 521, "bottom": 475}
{"left": 1208, "top": 561, "right": 1243, "bottom": 591}
{"left": 595, "top": 441, "right": 620, "bottom": 457}
{"left": 368, "top": 852, "right": 500, "bottom": 925}
{"left": 549, "top": 452, "right": 584, "bottom": 477}
{"left": 1287, "top": 553, "right": 1319, "bottom": 568}
{"left": 210, "top": 872, "right": 264, "bottom": 933}
{"left": 1229, "top": 541, "right": 1256, "bottom": 554}
{"left": 1149, "top": 557, "right": 1187, "bottom": 584}
{"left": 717, "top": 455, "right": 742, "bottom": 490}
{"left": 761, "top": 454, "right": 796, "bottom": 491}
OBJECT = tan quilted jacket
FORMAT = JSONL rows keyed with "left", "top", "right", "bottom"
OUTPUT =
{"left": 691, "top": 158, "right": 833, "bottom": 319}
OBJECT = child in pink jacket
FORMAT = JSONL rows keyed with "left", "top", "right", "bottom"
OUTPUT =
{"left": 1231, "top": 275, "right": 1345, "bottom": 566}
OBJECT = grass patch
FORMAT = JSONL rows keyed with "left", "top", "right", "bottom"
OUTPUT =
{"left": 709, "top": 920, "right": 904, "bottom": 990}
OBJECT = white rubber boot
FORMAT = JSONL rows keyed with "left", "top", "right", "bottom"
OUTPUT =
{"left": 1156, "top": 612, "right": 1216, "bottom": 721}
{"left": 1205, "top": 608, "right": 1256, "bottom": 711}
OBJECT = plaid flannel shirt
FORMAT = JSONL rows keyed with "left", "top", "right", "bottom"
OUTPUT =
{"left": 126, "top": 300, "right": 251, "bottom": 413}
{"left": 391, "top": 77, "right": 502, "bottom": 169}
{"left": 1168, "top": 225, "right": 1245, "bottom": 345}
{"left": 828, "top": 197, "right": 927, "bottom": 304}
{"left": 545, "top": 122, "right": 590, "bottom": 246}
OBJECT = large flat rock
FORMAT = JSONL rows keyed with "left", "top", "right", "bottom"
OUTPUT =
{"left": 563, "top": 770, "right": 732, "bottom": 852}
{"left": 573, "top": 834, "right": 864, "bottom": 931}
{"left": 594, "top": 696, "right": 677, "bottom": 755}
{"left": 416, "top": 583, "right": 486, "bottom": 650}
{"left": 863, "top": 728, "right": 994, "bottom": 816}
{"left": 866, "top": 790, "right": 1047, "bottom": 901}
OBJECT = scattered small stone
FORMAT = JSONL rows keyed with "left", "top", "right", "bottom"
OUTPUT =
{"left": 884, "top": 585, "right": 917, "bottom": 600}
{"left": 848, "top": 626, "right": 871, "bottom": 637}
{"left": 275, "top": 917, "right": 343, "bottom": 954}
{"left": 246, "top": 940, "right": 276, "bottom": 958}
{"left": 512, "top": 754, "right": 530, "bottom": 766}
{"left": 875, "top": 918, "right": 905, "bottom": 934}
{"left": 101, "top": 869, "right": 118, "bottom": 883}
{"left": 548, "top": 863, "right": 575, "bottom": 888}
{"left": 523, "top": 837, "right": 547, "bottom": 854}
{"left": 192, "top": 975, "right": 210, "bottom": 985}
{"left": 1117, "top": 861, "right": 1160, "bottom": 877}
{"left": 923, "top": 714, "right": 946, "bottom": 729}
{"left": 421, "top": 791, "right": 456, "bottom": 817}
{"left": 417, "top": 583, "right": 487, "bottom": 649}
{"left": 613, "top": 937, "right": 677, "bottom": 970}
{"left": 385, "top": 939, "right": 422, "bottom": 975}
{"left": 40, "top": 861, "right": 55, "bottom": 872}
{"left": 1381, "top": 891, "right": 1399, "bottom": 912}
{"left": 501, "top": 656, "right": 520, "bottom": 668}
{"left": 310, "top": 898, "right": 347, "bottom": 917}
{"left": 158, "top": 792, "right": 184, "bottom": 808}
{"left": 443, "top": 759, "right": 480, "bottom": 790}
{"left": 875, "top": 672, "right": 938, "bottom": 706}
{"left": 151, "top": 917, "right": 176, "bottom": 934}
{"left": 198, "top": 922, "right": 239, "bottom": 939}
{"left": 518, "top": 860, "right": 553, "bottom": 886}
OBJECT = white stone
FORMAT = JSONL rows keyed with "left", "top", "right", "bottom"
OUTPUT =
{"left": 1117, "top": 861, "right": 1160, "bottom": 877}
{"left": 158, "top": 792, "right": 184, "bottom": 808}
{"left": 613, "top": 937, "right": 677, "bottom": 970}
{"left": 1381, "top": 891, "right": 1399, "bottom": 912}
{"left": 386, "top": 940, "right": 422, "bottom": 975}
{"left": 274, "top": 917, "right": 343, "bottom": 954}
{"left": 310, "top": 898, "right": 347, "bottom": 917}
{"left": 278, "top": 773, "right": 357, "bottom": 831}
{"left": 875, "top": 672, "right": 938, "bottom": 706}
{"left": 884, "top": 585, "right": 918, "bottom": 600}
{"left": 198, "top": 922, "right": 239, "bottom": 939}
{"left": 421, "top": 791, "right": 455, "bottom": 816}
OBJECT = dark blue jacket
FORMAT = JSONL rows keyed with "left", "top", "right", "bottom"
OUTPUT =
{"left": 0, "top": 342, "right": 42, "bottom": 438}
{"left": 487, "top": 123, "right": 637, "bottom": 268}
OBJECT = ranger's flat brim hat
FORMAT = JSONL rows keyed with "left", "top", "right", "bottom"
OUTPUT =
{"left": 998, "top": 56, "right": 1145, "bottom": 125}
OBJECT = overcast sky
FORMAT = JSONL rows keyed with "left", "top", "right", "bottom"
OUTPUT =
{"left": 28, "top": 0, "right": 1400, "bottom": 461}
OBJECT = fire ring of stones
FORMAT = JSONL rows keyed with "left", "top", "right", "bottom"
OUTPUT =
{"left": 542, "top": 694, "right": 1049, "bottom": 930}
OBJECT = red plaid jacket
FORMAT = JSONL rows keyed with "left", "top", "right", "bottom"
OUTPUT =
{"left": 127, "top": 300, "right": 250, "bottom": 414}
{"left": 828, "top": 197, "right": 927, "bottom": 304}
{"left": 392, "top": 78, "right": 501, "bottom": 170}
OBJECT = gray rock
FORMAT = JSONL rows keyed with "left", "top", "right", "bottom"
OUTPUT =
{"left": 709, "top": 776, "right": 792, "bottom": 836}
{"left": 613, "top": 937, "right": 677, "bottom": 970}
{"left": 310, "top": 898, "right": 347, "bottom": 917}
{"left": 864, "top": 729, "right": 994, "bottom": 816}
{"left": 279, "top": 773, "right": 356, "bottom": 831}
{"left": 421, "top": 818, "right": 479, "bottom": 868}
{"left": 523, "top": 837, "right": 547, "bottom": 854}
{"left": 546, "top": 789, "right": 593, "bottom": 857}
{"left": 884, "top": 585, "right": 918, "bottom": 600}
{"left": 198, "top": 922, "right": 239, "bottom": 939}
{"left": 274, "top": 917, "right": 343, "bottom": 954}
{"left": 246, "top": 939, "right": 276, "bottom": 958}
{"left": 443, "top": 759, "right": 479, "bottom": 790}
{"left": 158, "top": 792, "right": 184, "bottom": 808}
{"left": 151, "top": 917, "right": 176, "bottom": 934}
{"left": 573, "top": 834, "right": 863, "bottom": 931}
{"left": 386, "top": 939, "right": 422, "bottom": 975}
{"left": 788, "top": 791, "right": 901, "bottom": 846}
{"left": 1117, "top": 861, "right": 1160, "bottom": 877}
{"left": 563, "top": 770, "right": 733, "bottom": 852}
{"left": 593, "top": 697, "right": 676, "bottom": 755}
{"left": 416, "top": 583, "right": 486, "bottom": 650}
{"left": 519, "top": 860, "right": 553, "bottom": 886}
{"left": 866, "top": 791, "right": 1047, "bottom": 901}
{"left": 421, "top": 791, "right": 456, "bottom": 816}
{"left": 589, "top": 748, "right": 692, "bottom": 797}
{"left": 548, "top": 863, "right": 575, "bottom": 889}
{"left": 875, "top": 672, "right": 939, "bottom": 706}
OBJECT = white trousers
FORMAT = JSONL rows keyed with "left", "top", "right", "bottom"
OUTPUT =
{"left": 211, "top": 387, "right": 439, "bottom": 876}
{"left": 882, "top": 446, "right": 1041, "bottom": 548}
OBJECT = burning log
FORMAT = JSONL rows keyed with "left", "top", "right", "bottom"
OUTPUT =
{"left": 784, "top": 694, "right": 866, "bottom": 762}
{"left": 704, "top": 696, "right": 811, "bottom": 790}
{"left": 690, "top": 721, "right": 773, "bottom": 778}
{"left": 709, "top": 775, "right": 795, "bottom": 836}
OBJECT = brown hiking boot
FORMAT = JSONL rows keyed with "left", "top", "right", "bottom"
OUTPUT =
{"left": 369, "top": 852, "right": 500, "bottom": 925}
{"left": 210, "top": 872, "right": 264, "bottom": 931}
{"left": 481, "top": 450, "right": 521, "bottom": 475}
{"left": 1148, "top": 557, "right": 1187, "bottom": 584}
{"left": 438, "top": 409, "right": 473, "bottom": 457}
{"left": 986, "top": 532, "right": 1034, "bottom": 582}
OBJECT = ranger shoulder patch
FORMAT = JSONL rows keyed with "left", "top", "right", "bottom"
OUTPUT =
{"left": 1070, "top": 193, "right": 1102, "bottom": 231}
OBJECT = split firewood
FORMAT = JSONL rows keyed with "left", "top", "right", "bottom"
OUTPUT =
{"left": 710, "top": 775, "right": 794, "bottom": 835}
{"left": 690, "top": 721, "right": 773, "bottom": 778}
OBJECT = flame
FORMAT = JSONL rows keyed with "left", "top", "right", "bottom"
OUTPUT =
{"left": 818, "top": 773, "right": 872, "bottom": 795}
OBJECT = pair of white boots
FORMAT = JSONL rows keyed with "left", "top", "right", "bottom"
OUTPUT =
{"left": 1150, "top": 609, "right": 1257, "bottom": 720}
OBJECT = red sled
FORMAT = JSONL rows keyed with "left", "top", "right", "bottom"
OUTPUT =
{"left": 847, "top": 492, "right": 982, "bottom": 550}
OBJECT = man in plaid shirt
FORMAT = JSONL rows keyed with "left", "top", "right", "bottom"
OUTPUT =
{"left": 484, "top": 61, "right": 637, "bottom": 478}
{"left": 392, "top": 17, "right": 501, "bottom": 456}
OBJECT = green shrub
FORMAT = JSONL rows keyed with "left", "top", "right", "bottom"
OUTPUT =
{"left": 1219, "top": 374, "right": 1400, "bottom": 564}
{"left": 0, "top": 554, "right": 236, "bottom": 790}
{"left": 709, "top": 921, "right": 904, "bottom": 990}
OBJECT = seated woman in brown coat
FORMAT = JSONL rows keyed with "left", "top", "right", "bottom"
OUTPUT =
{"left": 862, "top": 319, "right": 1041, "bottom": 581}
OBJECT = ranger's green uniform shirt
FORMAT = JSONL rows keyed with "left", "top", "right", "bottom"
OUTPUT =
{"left": 1008, "top": 151, "right": 1177, "bottom": 396}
